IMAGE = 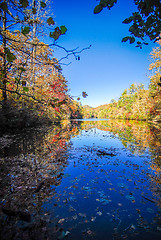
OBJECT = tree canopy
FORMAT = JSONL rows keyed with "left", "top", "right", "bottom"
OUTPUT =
{"left": 0, "top": 0, "right": 88, "bottom": 128}
{"left": 94, "top": 0, "right": 161, "bottom": 48}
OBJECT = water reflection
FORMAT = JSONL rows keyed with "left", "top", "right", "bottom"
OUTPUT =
{"left": 0, "top": 121, "right": 78, "bottom": 239}
{"left": 0, "top": 119, "right": 161, "bottom": 239}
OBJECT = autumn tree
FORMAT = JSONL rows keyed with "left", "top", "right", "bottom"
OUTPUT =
{"left": 149, "top": 38, "right": 161, "bottom": 122}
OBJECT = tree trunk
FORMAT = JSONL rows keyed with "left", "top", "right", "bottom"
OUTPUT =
{"left": 2, "top": 5, "right": 7, "bottom": 102}
{"left": 31, "top": 0, "right": 37, "bottom": 96}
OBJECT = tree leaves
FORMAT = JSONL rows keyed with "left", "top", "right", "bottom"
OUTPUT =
{"left": 0, "top": 1, "right": 8, "bottom": 11}
{"left": 122, "top": 36, "right": 135, "bottom": 44}
{"left": 19, "top": 0, "right": 29, "bottom": 8}
{"left": 122, "top": 17, "right": 133, "bottom": 24}
{"left": 50, "top": 31, "right": 60, "bottom": 40}
{"left": 122, "top": 37, "right": 131, "bottom": 43}
{"left": 21, "top": 26, "right": 30, "bottom": 36}
{"left": 94, "top": 5, "right": 103, "bottom": 14}
{"left": 32, "top": 8, "right": 37, "bottom": 14}
{"left": 23, "top": 87, "right": 29, "bottom": 92}
{"left": 94, "top": 0, "right": 117, "bottom": 13}
{"left": 82, "top": 92, "right": 88, "bottom": 98}
{"left": 60, "top": 25, "right": 67, "bottom": 35}
{"left": 5, "top": 48, "right": 16, "bottom": 62}
{"left": 129, "top": 36, "right": 135, "bottom": 44}
{"left": 47, "top": 17, "right": 55, "bottom": 26}
{"left": 40, "top": 1, "right": 46, "bottom": 8}
{"left": 50, "top": 26, "right": 67, "bottom": 40}
{"left": 94, "top": 0, "right": 161, "bottom": 46}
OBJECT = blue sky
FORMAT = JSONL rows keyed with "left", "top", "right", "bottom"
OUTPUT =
{"left": 49, "top": 0, "right": 156, "bottom": 107}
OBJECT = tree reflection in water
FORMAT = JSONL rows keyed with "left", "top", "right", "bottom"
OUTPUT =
{"left": 0, "top": 119, "right": 161, "bottom": 240}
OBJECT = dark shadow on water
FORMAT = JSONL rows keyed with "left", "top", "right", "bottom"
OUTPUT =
{"left": 0, "top": 119, "right": 161, "bottom": 239}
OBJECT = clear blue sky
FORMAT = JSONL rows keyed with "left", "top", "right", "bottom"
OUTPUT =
{"left": 49, "top": 0, "right": 156, "bottom": 107}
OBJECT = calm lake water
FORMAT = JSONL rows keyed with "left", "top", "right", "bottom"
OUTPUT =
{"left": 0, "top": 119, "right": 161, "bottom": 240}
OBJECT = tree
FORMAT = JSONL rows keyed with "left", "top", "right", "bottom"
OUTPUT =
{"left": 94, "top": 0, "right": 161, "bottom": 48}
{"left": 148, "top": 38, "right": 161, "bottom": 122}
{"left": 0, "top": 1, "right": 90, "bottom": 128}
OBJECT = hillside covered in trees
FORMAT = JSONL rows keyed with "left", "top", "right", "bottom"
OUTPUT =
{"left": 0, "top": 1, "right": 160, "bottom": 131}
{"left": 82, "top": 39, "right": 161, "bottom": 123}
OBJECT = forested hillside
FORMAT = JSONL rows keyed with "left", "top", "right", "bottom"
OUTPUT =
{"left": 0, "top": 1, "right": 160, "bottom": 130}
{"left": 82, "top": 39, "right": 161, "bottom": 122}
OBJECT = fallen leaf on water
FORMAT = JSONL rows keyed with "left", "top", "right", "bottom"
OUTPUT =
{"left": 58, "top": 230, "right": 70, "bottom": 239}
{"left": 97, "top": 211, "right": 102, "bottom": 216}
{"left": 78, "top": 213, "right": 86, "bottom": 217}
{"left": 118, "top": 203, "right": 122, "bottom": 206}
{"left": 91, "top": 216, "right": 96, "bottom": 222}
{"left": 58, "top": 218, "right": 65, "bottom": 224}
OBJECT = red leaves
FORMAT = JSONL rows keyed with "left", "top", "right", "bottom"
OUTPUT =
{"left": 54, "top": 107, "right": 60, "bottom": 113}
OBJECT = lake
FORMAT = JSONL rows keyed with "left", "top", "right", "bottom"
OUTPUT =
{"left": 0, "top": 119, "right": 161, "bottom": 240}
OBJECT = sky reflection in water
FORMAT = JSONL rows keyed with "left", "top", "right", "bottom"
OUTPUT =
{"left": 0, "top": 119, "right": 161, "bottom": 240}
{"left": 44, "top": 120, "right": 161, "bottom": 240}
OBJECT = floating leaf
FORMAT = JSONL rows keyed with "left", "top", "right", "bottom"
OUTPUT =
{"left": 147, "top": 208, "right": 154, "bottom": 213}
{"left": 96, "top": 211, "right": 102, "bottom": 216}
{"left": 58, "top": 230, "right": 70, "bottom": 239}
{"left": 126, "top": 194, "right": 135, "bottom": 201}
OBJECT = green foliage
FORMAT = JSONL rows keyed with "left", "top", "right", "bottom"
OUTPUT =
{"left": 50, "top": 31, "right": 60, "bottom": 40}
{"left": 23, "top": 86, "right": 29, "bottom": 92}
{"left": 94, "top": 0, "right": 161, "bottom": 46}
{"left": 0, "top": 0, "right": 74, "bottom": 127}
{"left": 40, "top": 1, "right": 46, "bottom": 8}
{"left": 5, "top": 48, "right": 16, "bottom": 62}
{"left": 60, "top": 25, "right": 67, "bottom": 35}
{"left": 94, "top": 5, "right": 103, "bottom": 14}
{"left": 21, "top": 26, "right": 30, "bottom": 35}
{"left": 47, "top": 17, "right": 55, "bottom": 26}
{"left": 0, "top": 1, "right": 8, "bottom": 11}
{"left": 122, "top": 36, "right": 135, "bottom": 44}
{"left": 19, "top": 0, "right": 29, "bottom": 8}
{"left": 50, "top": 26, "right": 67, "bottom": 40}
{"left": 32, "top": 8, "right": 37, "bottom": 14}
{"left": 82, "top": 81, "right": 160, "bottom": 122}
{"left": 122, "top": 17, "right": 133, "bottom": 24}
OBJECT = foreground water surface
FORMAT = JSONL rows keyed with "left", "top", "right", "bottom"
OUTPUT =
{"left": 0, "top": 119, "right": 161, "bottom": 240}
